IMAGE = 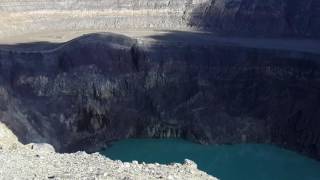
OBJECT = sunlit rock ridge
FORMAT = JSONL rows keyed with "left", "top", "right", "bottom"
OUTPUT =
{"left": 0, "top": 0, "right": 198, "bottom": 37}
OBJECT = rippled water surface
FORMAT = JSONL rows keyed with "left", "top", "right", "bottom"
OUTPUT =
{"left": 100, "top": 139, "right": 320, "bottom": 180}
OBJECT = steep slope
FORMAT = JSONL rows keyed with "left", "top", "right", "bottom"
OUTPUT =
{"left": 189, "top": 0, "right": 320, "bottom": 37}
{"left": 0, "top": 33, "right": 319, "bottom": 160}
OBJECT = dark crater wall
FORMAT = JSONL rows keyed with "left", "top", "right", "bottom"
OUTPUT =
{"left": 0, "top": 33, "right": 320, "bottom": 160}
{"left": 189, "top": 0, "right": 320, "bottom": 38}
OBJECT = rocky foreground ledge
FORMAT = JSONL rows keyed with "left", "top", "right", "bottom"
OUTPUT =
{"left": 0, "top": 122, "right": 217, "bottom": 180}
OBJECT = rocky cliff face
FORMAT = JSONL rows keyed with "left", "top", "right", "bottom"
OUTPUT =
{"left": 189, "top": 0, "right": 320, "bottom": 38}
{"left": 0, "top": 33, "right": 319, "bottom": 160}
{"left": 0, "top": 0, "right": 319, "bottom": 38}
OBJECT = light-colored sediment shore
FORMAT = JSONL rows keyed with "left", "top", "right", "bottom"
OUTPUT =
{"left": 0, "top": 122, "right": 217, "bottom": 180}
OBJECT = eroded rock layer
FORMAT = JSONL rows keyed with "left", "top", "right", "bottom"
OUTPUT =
{"left": 0, "top": 0, "right": 200, "bottom": 37}
{"left": 0, "top": 0, "right": 319, "bottom": 38}
{"left": 0, "top": 33, "right": 319, "bottom": 160}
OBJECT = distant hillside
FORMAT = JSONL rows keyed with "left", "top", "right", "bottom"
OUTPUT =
{"left": 0, "top": 0, "right": 319, "bottom": 38}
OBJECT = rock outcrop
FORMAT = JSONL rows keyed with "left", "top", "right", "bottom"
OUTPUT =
{"left": 0, "top": 122, "right": 21, "bottom": 150}
{"left": 0, "top": 122, "right": 216, "bottom": 179}
{"left": 0, "top": 32, "right": 320, "bottom": 161}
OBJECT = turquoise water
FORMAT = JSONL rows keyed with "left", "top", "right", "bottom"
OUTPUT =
{"left": 100, "top": 139, "right": 320, "bottom": 180}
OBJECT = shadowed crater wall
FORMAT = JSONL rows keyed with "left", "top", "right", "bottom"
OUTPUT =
{"left": 188, "top": 0, "right": 320, "bottom": 38}
{"left": 0, "top": 32, "right": 320, "bottom": 160}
